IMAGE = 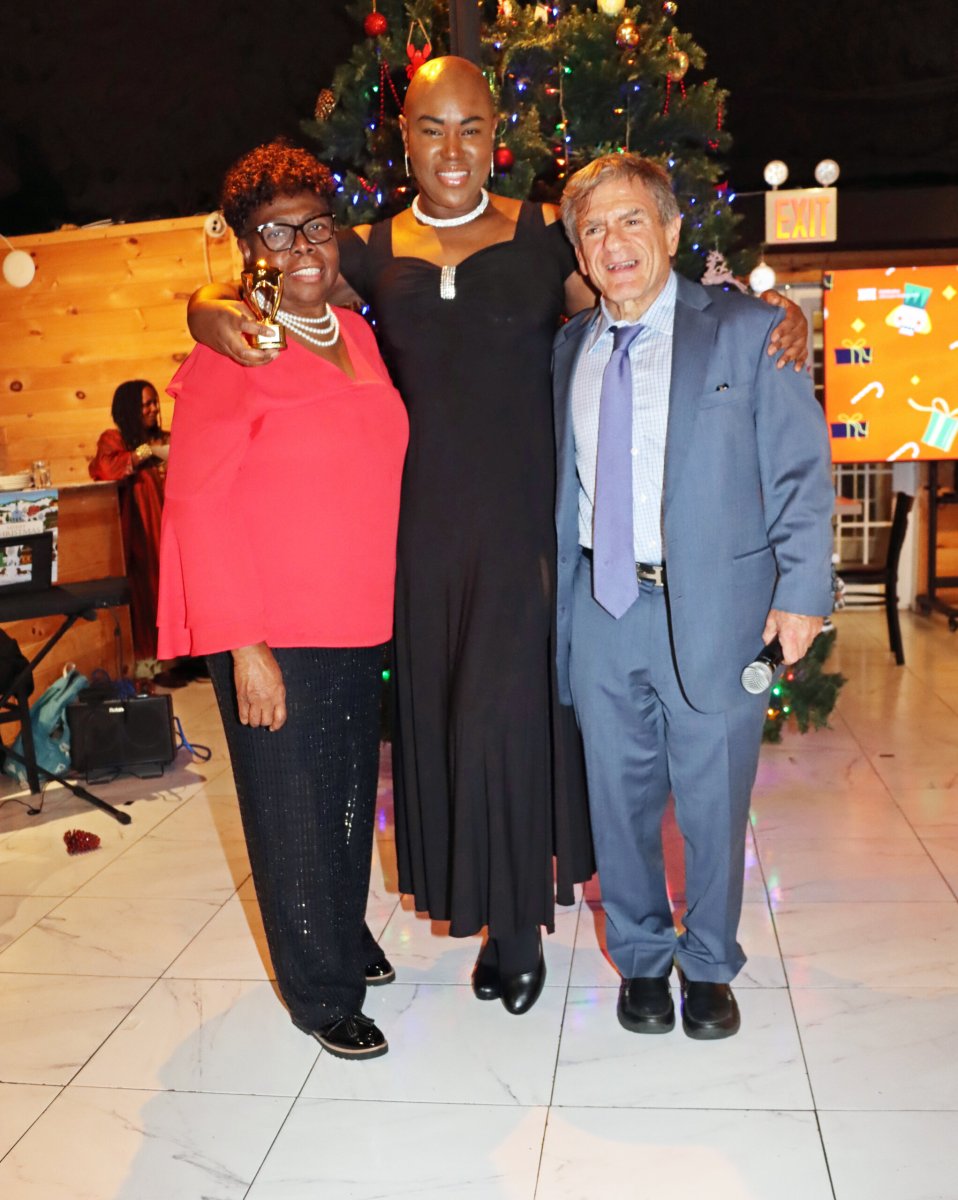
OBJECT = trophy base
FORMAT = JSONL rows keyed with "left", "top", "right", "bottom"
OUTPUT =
{"left": 250, "top": 322, "right": 286, "bottom": 350}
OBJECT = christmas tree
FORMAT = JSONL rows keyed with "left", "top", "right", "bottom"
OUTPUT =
{"left": 304, "top": 0, "right": 739, "bottom": 277}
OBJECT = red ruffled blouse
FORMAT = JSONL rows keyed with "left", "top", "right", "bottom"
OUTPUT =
{"left": 157, "top": 309, "right": 408, "bottom": 657}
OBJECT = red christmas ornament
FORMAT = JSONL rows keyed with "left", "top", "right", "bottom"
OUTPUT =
{"left": 406, "top": 41, "right": 432, "bottom": 78}
{"left": 406, "top": 19, "right": 432, "bottom": 79}
{"left": 493, "top": 145, "right": 515, "bottom": 172}
{"left": 364, "top": 10, "right": 388, "bottom": 37}
{"left": 64, "top": 829, "right": 101, "bottom": 855}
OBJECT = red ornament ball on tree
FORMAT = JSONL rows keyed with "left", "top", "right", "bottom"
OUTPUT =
{"left": 493, "top": 145, "right": 515, "bottom": 172}
{"left": 363, "top": 11, "right": 388, "bottom": 37}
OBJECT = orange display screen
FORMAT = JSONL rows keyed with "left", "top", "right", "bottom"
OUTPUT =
{"left": 823, "top": 265, "right": 958, "bottom": 463}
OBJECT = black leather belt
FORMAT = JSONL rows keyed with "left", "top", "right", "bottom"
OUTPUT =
{"left": 581, "top": 548, "right": 666, "bottom": 587}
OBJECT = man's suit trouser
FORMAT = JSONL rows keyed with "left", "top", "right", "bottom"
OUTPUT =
{"left": 569, "top": 558, "right": 766, "bottom": 982}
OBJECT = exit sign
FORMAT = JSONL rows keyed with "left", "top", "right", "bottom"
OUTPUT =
{"left": 765, "top": 187, "right": 838, "bottom": 244}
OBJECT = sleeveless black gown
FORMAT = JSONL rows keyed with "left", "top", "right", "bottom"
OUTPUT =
{"left": 338, "top": 203, "right": 593, "bottom": 938}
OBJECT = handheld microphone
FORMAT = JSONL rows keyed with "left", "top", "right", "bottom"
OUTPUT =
{"left": 741, "top": 638, "right": 784, "bottom": 694}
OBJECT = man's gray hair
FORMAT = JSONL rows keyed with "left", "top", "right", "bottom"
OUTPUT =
{"left": 561, "top": 153, "right": 681, "bottom": 248}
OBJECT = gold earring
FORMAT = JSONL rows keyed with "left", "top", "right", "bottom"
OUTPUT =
{"left": 404, "top": 151, "right": 411, "bottom": 178}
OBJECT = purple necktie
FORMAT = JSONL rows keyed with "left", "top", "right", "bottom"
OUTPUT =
{"left": 592, "top": 322, "right": 644, "bottom": 618}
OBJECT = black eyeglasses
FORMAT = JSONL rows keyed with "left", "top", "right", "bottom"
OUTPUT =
{"left": 247, "top": 213, "right": 336, "bottom": 252}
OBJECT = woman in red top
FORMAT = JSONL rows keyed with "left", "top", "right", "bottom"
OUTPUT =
{"left": 89, "top": 381, "right": 169, "bottom": 667}
{"left": 157, "top": 142, "right": 408, "bottom": 1059}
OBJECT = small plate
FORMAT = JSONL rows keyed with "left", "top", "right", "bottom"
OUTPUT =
{"left": 0, "top": 472, "right": 34, "bottom": 490}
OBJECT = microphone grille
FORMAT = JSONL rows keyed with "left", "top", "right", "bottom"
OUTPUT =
{"left": 741, "top": 661, "right": 774, "bottom": 695}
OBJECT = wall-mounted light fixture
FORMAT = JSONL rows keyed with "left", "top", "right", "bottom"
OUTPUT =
{"left": 1, "top": 233, "right": 36, "bottom": 287}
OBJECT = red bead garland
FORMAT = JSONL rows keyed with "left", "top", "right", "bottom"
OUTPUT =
{"left": 64, "top": 829, "right": 101, "bottom": 855}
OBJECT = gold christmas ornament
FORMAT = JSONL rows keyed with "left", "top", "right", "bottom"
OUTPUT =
{"left": 597, "top": 0, "right": 626, "bottom": 14}
{"left": 314, "top": 88, "right": 336, "bottom": 121}
{"left": 668, "top": 49, "right": 689, "bottom": 79}
{"left": 615, "top": 18, "right": 641, "bottom": 48}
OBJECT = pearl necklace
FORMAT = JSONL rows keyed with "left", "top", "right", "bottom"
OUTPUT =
{"left": 277, "top": 306, "right": 340, "bottom": 348}
{"left": 411, "top": 188, "right": 489, "bottom": 228}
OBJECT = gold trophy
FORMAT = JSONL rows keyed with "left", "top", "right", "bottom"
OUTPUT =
{"left": 241, "top": 259, "right": 287, "bottom": 349}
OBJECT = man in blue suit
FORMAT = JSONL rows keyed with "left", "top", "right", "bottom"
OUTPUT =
{"left": 554, "top": 154, "right": 833, "bottom": 1039}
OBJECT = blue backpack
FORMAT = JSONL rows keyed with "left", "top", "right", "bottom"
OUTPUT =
{"left": 4, "top": 667, "right": 90, "bottom": 786}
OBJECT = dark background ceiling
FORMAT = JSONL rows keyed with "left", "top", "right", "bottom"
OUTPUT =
{"left": 0, "top": 0, "right": 955, "bottom": 237}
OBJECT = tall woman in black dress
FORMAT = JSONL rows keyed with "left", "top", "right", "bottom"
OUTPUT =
{"left": 187, "top": 57, "right": 807, "bottom": 1016}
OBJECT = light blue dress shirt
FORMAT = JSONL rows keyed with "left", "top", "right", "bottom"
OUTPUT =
{"left": 571, "top": 269, "right": 677, "bottom": 565}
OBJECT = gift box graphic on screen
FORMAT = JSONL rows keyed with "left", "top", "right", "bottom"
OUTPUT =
{"left": 830, "top": 412, "right": 869, "bottom": 439}
{"left": 909, "top": 397, "right": 958, "bottom": 453}
{"left": 833, "top": 338, "right": 873, "bottom": 365}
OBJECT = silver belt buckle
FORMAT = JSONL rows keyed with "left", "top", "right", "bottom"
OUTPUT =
{"left": 636, "top": 562, "right": 665, "bottom": 587}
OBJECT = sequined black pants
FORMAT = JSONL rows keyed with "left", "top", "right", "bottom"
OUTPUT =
{"left": 208, "top": 645, "right": 386, "bottom": 1029}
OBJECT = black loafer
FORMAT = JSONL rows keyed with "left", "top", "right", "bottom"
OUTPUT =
{"left": 313, "top": 1013, "right": 388, "bottom": 1059}
{"left": 365, "top": 958, "right": 396, "bottom": 986}
{"left": 617, "top": 975, "right": 675, "bottom": 1034}
{"left": 680, "top": 980, "right": 740, "bottom": 1040}
{"left": 500, "top": 941, "right": 546, "bottom": 1015}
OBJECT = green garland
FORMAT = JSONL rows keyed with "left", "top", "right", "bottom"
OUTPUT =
{"left": 763, "top": 627, "right": 846, "bottom": 744}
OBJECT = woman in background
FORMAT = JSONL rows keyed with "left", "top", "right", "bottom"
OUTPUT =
{"left": 89, "top": 380, "right": 169, "bottom": 676}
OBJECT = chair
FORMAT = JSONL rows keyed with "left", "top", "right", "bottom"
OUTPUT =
{"left": 840, "top": 491, "right": 914, "bottom": 665}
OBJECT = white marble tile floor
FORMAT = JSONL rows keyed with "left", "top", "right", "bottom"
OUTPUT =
{"left": 0, "top": 610, "right": 956, "bottom": 1198}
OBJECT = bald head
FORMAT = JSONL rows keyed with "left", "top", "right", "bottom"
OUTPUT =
{"left": 400, "top": 55, "right": 497, "bottom": 217}
{"left": 404, "top": 55, "right": 495, "bottom": 118}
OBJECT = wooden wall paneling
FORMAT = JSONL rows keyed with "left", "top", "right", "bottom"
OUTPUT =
{"left": 4, "top": 608, "right": 134, "bottom": 703}
{"left": 1, "top": 215, "right": 241, "bottom": 481}
{"left": 0, "top": 218, "right": 238, "bottom": 724}
{"left": 56, "top": 484, "right": 126, "bottom": 582}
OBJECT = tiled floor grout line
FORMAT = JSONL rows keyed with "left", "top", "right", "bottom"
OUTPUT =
{"left": 532, "top": 894, "right": 585, "bottom": 1199}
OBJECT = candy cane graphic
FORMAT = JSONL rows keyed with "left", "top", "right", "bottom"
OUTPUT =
{"left": 888, "top": 442, "right": 920, "bottom": 461}
{"left": 850, "top": 381, "right": 884, "bottom": 406}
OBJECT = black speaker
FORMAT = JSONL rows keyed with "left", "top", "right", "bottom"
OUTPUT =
{"left": 67, "top": 694, "right": 176, "bottom": 780}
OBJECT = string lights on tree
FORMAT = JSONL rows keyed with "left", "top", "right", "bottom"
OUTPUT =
{"left": 304, "top": 1, "right": 742, "bottom": 276}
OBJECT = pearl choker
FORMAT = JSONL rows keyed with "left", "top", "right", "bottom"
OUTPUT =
{"left": 277, "top": 306, "right": 340, "bottom": 348}
{"left": 412, "top": 188, "right": 490, "bottom": 228}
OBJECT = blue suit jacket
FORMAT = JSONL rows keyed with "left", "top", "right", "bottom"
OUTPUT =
{"left": 553, "top": 274, "right": 835, "bottom": 714}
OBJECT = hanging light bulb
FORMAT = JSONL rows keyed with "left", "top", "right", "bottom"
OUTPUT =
{"left": 597, "top": 0, "right": 626, "bottom": 13}
{"left": 814, "top": 158, "right": 841, "bottom": 186}
{"left": 749, "top": 261, "right": 777, "bottom": 294}
{"left": 763, "top": 160, "right": 789, "bottom": 188}
{"left": 1, "top": 246, "right": 35, "bottom": 288}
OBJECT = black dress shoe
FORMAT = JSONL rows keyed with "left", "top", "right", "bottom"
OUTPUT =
{"left": 617, "top": 976, "right": 675, "bottom": 1034}
{"left": 472, "top": 955, "right": 501, "bottom": 1001}
{"left": 680, "top": 980, "right": 740, "bottom": 1040}
{"left": 313, "top": 1013, "right": 388, "bottom": 1059}
{"left": 365, "top": 958, "right": 396, "bottom": 986}
{"left": 500, "top": 939, "right": 546, "bottom": 1015}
